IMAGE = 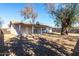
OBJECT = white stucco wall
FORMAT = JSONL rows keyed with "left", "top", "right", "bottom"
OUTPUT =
{"left": 10, "top": 24, "right": 52, "bottom": 35}
{"left": 21, "top": 27, "right": 31, "bottom": 35}
{"left": 10, "top": 25, "right": 18, "bottom": 35}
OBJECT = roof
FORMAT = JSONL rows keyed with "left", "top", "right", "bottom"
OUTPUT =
{"left": 10, "top": 21, "right": 52, "bottom": 28}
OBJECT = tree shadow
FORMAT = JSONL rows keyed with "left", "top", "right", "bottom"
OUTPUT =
{"left": 72, "top": 39, "right": 79, "bottom": 56}
{"left": 5, "top": 35, "right": 70, "bottom": 56}
{"left": 37, "top": 37, "right": 70, "bottom": 56}
{"left": 8, "top": 36, "right": 27, "bottom": 56}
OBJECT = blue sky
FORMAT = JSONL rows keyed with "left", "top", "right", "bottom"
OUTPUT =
{"left": 0, "top": 3, "right": 55, "bottom": 28}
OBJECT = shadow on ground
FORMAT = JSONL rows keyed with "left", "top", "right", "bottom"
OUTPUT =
{"left": 72, "top": 39, "right": 79, "bottom": 56}
{"left": 3, "top": 35, "right": 71, "bottom": 56}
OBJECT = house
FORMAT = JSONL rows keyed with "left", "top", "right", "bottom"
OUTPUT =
{"left": 9, "top": 21, "right": 53, "bottom": 36}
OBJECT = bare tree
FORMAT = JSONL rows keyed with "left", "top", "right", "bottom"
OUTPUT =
{"left": 31, "top": 12, "right": 38, "bottom": 24}
{"left": 21, "top": 7, "right": 33, "bottom": 20}
{"left": 21, "top": 6, "right": 38, "bottom": 24}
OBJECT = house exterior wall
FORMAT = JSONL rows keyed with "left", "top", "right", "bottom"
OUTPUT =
{"left": 10, "top": 25, "right": 32, "bottom": 35}
{"left": 28, "top": 27, "right": 32, "bottom": 34}
{"left": 10, "top": 24, "right": 52, "bottom": 35}
{"left": 21, "top": 26, "right": 32, "bottom": 35}
{"left": 10, "top": 25, "right": 18, "bottom": 35}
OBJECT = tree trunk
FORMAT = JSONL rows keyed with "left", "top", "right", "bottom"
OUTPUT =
{"left": 61, "top": 23, "right": 68, "bottom": 35}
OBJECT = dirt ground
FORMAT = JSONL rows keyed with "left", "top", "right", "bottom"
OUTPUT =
{"left": 4, "top": 34, "right": 16, "bottom": 42}
{"left": 40, "top": 32, "right": 79, "bottom": 55}
{"left": 3, "top": 32, "right": 79, "bottom": 56}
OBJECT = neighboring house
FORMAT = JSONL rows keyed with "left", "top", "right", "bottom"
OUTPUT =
{"left": 9, "top": 21, "right": 53, "bottom": 36}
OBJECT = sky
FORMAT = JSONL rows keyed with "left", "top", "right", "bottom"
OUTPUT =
{"left": 0, "top": 3, "right": 56, "bottom": 28}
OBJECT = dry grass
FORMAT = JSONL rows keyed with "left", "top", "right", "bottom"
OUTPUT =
{"left": 4, "top": 34, "right": 16, "bottom": 42}
{"left": 39, "top": 33, "right": 79, "bottom": 54}
{"left": 4, "top": 32, "right": 79, "bottom": 55}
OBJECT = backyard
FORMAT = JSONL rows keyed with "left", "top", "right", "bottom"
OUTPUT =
{"left": 1, "top": 32, "right": 79, "bottom": 56}
{"left": 0, "top": 3, "right": 79, "bottom": 56}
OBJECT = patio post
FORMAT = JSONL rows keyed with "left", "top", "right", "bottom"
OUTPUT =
{"left": 19, "top": 24, "right": 21, "bottom": 34}
{"left": 41, "top": 28, "right": 42, "bottom": 34}
{"left": 32, "top": 26, "right": 34, "bottom": 34}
